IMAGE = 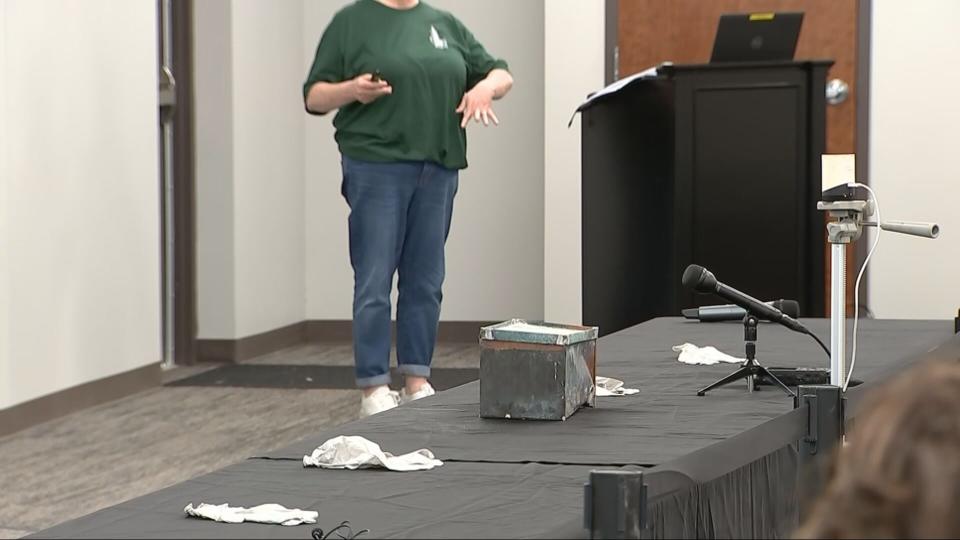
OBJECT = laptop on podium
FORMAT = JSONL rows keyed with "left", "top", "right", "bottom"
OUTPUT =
{"left": 710, "top": 12, "right": 804, "bottom": 63}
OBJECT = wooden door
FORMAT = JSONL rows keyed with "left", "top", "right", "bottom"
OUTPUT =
{"left": 618, "top": 0, "right": 859, "bottom": 316}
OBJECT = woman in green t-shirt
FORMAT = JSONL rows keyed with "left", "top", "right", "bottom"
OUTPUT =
{"left": 303, "top": 0, "right": 513, "bottom": 417}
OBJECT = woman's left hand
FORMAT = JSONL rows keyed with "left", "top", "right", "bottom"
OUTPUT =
{"left": 456, "top": 82, "right": 499, "bottom": 128}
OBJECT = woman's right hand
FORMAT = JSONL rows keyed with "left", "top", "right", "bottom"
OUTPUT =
{"left": 353, "top": 74, "right": 392, "bottom": 104}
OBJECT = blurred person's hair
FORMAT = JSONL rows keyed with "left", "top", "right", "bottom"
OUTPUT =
{"left": 796, "top": 359, "right": 960, "bottom": 539}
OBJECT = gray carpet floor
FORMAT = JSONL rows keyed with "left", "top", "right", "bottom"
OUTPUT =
{"left": 0, "top": 342, "right": 479, "bottom": 538}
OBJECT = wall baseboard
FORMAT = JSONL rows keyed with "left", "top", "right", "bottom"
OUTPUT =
{"left": 198, "top": 320, "right": 493, "bottom": 363}
{"left": 435, "top": 321, "right": 493, "bottom": 342}
{"left": 0, "top": 363, "right": 161, "bottom": 439}
{"left": 197, "top": 322, "right": 306, "bottom": 363}
{"left": 304, "top": 320, "right": 493, "bottom": 343}
{"left": 304, "top": 320, "right": 351, "bottom": 342}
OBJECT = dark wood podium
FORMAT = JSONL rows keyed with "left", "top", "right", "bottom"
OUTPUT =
{"left": 582, "top": 61, "right": 831, "bottom": 336}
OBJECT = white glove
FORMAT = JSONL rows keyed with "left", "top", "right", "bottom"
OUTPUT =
{"left": 303, "top": 435, "right": 442, "bottom": 472}
{"left": 672, "top": 343, "right": 744, "bottom": 365}
{"left": 184, "top": 503, "right": 318, "bottom": 526}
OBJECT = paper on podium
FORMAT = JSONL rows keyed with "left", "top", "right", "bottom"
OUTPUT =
{"left": 568, "top": 64, "right": 663, "bottom": 127}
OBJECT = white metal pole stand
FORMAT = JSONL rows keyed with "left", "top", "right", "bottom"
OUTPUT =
{"left": 816, "top": 198, "right": 871, "bottom": 387}
{"left": 818, "top": 191, "right": 940, "bottom": 388}
{"left": 801, "top": 186, "right": 939, "bottom": 522}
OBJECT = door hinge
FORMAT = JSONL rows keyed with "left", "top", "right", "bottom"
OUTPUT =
{"left": 159, "top": 65, "right": 177, "bottom": 122}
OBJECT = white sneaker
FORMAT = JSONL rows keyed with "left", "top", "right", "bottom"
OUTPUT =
{"left": 400, "top": 382, "right": 436, "bottom": 404}
{"left": 359, "top": 386, "right": 400, "bottom": 417}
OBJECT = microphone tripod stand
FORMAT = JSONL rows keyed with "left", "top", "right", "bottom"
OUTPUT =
{"left": 697, "top": 314, "right": 796, "bottom": 397}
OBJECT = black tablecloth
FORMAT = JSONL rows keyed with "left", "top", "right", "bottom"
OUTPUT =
{"left": 31, "top": 318, "right": 956, "bottom": 539}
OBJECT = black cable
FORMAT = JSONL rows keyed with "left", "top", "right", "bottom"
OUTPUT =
{"left": 806, "top": 328, "right": 831, "bottom": 359}
{"left": 312, "top": 521, "right": 369, "bottom": 540}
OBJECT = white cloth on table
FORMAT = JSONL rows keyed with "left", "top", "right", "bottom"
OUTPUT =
{"left": 183, "top": 502, "right": 318, "bottom": 526}
{"left": 672, "top": 343, "right": 744, "bottom": 365}
{"left": 303, "top": 435, "right": 442, "bottom": 472}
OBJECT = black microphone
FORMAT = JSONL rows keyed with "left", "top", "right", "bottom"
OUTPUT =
{"left": 681, "top": 264, "right": 807, "bottom": 334}
{"left": 682, "top": 299, "right": 800, "bottom": 322}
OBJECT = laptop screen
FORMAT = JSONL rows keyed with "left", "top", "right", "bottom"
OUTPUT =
{"left": 710, "top": 12, "right": 804, "bottom": 63}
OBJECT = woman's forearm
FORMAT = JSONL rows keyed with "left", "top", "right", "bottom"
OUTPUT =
{"left": 306, "top": 80, "right": 357, "bottom": 114}
{"left": 477, "top": 68, "right": 513, "bottom": 100}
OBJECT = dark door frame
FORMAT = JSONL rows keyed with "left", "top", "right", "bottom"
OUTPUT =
{"left": 853, "top": 0, "right": 872, "bottom": 314}
{"left": 605, "top": 0, "right": 618, "bottom": 85}
{"left": 160, "top": 0, "right": 198, "bottom": 366}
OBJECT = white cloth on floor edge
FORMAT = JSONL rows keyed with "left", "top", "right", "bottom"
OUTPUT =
{"left": 303, "top": 435, "right": 443, "bottom": 471}
{"left": 672, "top": 343, "right": 744, "bottom": 365}
{"left": 183, "top": 503, "right": 318, "bottom": 526}
{"left": 595, "top": 376, "right": 639, "bottom": 396}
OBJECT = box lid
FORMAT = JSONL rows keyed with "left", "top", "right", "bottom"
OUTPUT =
{"left": 479, "top": 319, "right": 599, "bottom": 346}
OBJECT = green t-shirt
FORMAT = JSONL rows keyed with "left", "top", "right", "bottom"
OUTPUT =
{"left": 303, "top": 0, "right": 509, "bottom": 170}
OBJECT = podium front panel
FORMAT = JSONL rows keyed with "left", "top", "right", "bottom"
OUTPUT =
{"left": 583, "top": 62, "right": 828, "bottom": 336}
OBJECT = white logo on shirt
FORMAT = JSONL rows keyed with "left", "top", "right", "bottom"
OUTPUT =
{"left": 429, "top": 25, "right": 448, "bottom": 49}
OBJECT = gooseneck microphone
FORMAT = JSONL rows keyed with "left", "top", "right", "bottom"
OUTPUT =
{"left": 681, "top": 264, "right": 808, "bottom": 334}
{"left": 682, "top": 299, "right": 800, "bottom": 322}
{"left": 682, "top": 264, "right": 831, "bottom": 358}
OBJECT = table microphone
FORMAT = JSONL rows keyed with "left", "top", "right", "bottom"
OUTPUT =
{"left": 681, "top": 264, "right": 807, "bottom": 334}
{"left": 683, "top": 299, "right": 800, "bottom": 322}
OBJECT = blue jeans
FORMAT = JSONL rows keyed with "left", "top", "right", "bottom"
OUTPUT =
{"left": 341, "top": 156, "right": 459, "bottom": 388}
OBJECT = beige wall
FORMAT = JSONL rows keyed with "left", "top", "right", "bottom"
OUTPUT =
{"left": 543, "top": 0, "right": 605, "bottom": 324}
{"left": 303, "top": 0, "right": 547, "bottom": 322}
{"left": 867, "top": 0, "right": 960, "bottom": 319}
{"left": 194, "top": 0, "right": 604, "bottom": 335}
{"left": 0, "top": 0, "right": 161, "bottom": 408}
{"left": 194, "top": 0, "right": 236, "bottom": 338}
{"left": 231, "top": 0, "right": 306, "bottom": 336}
{"left": 194, "top": 0, "right": 306, "bottom": 339}
{"left": 200, "top": 0, "right": 546, "bottom": 338}
{"left": 0, "top": 0, "right": 8, "bottom": 408}
{"left": 301, "top": 0, "right": 347, "bottom": 321}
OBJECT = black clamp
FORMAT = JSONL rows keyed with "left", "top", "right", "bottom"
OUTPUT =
{"left": 799, "top": 385, "right": 844, "bottom": 456}
{"left": 796, "top": 385, "right": 844, "bottom": 521}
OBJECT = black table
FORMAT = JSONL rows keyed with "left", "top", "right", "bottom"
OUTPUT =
{"left": 31, "top": 318, "right": 957, "bottom": 539}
